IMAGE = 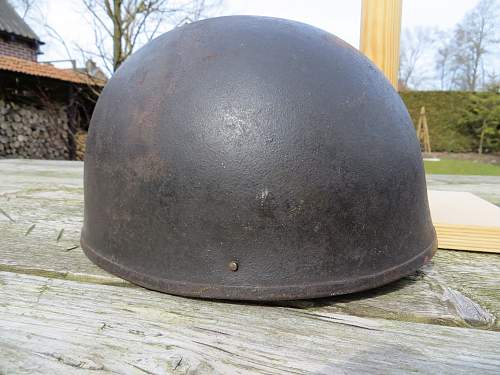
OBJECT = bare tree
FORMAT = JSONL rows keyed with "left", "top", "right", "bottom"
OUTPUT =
{"left": 399, "top": 27, "right": 435, "bottom": 89}
{"left": 448, "top": 0, "right": 499, "bottom": 91}
{"left": 9, "top": 0, "right": 38, "bottom": 19}
{"left": 434, "top": 30, "right": 456, "bottom": 90}
{"left": 81, "top": 0, "right": 221, "bottom": 74}
{"left": 10, "top": 0, "right": 48, "bottom": 41}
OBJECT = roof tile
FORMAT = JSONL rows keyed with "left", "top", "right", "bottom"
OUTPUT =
{"left": 0, "top": 55, "right": 106, "bottom": 86}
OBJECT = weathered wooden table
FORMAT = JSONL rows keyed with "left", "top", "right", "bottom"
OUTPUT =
{"left": 1, "top": 159, "right": 499, "bottom": 374}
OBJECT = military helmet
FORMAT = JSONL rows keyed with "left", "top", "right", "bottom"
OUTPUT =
{"left": 81, "top": 16, "right": 436, "bottom": 300}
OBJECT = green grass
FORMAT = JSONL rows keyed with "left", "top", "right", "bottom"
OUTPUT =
{"left": 424, "top": 158, "right": 500, "bottom": 176}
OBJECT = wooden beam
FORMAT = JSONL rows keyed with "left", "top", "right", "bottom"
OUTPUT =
{"left": 428, "top": 190, "right": 500, "bottom": 253}
{"left": 1, "top": 159, "right": 500, "bottom": 330}
{"left": 360, "top": 0, "right": 402, "bottom": 89}
{"left": 2, "top": 271, "right": 500, "bottom": 374}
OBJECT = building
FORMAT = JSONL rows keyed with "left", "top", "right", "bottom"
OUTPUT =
{"left": 0, "top": 0, "right": 105, "bottom": 160}
{"left": 0, "top": 0, "right": 43, "bottom": 61}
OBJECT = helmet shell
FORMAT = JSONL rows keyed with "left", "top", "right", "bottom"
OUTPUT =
{"left": 82, "top": 16, "right": 436, "bottom": 300}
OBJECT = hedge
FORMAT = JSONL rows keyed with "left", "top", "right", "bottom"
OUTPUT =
{"left": 399, "top": 91, "right": 496, "bottom": 153}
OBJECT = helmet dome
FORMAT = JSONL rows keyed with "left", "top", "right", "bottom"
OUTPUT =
{"left": 82, "top": 16, "right": 436, "bottom": 300}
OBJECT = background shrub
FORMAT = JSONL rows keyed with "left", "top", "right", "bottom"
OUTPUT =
{"left": 399, "top": 91, "right": 499, "bottom": 153}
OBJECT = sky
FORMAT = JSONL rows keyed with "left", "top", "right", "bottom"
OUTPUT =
{"left": 222, "top": 0, "right": 483, "bottom": 47}
{"left": 34, "top": 0, "right": 483, "bottom": 61}
{"left": 23, "top": 0, "right": 497, "bottom": 86}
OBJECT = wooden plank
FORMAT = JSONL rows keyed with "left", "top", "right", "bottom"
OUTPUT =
{"left": 360, "top": 0, "right": 402, "bottom": 88}
{"left": 1, "top": 271, "right": 499, "bottom": 375}
{"left": 0, "top": 159, "right": 83, "bottom": 195}
{"left": 0, "top": 160, "right": 122, "bottom": 285}
{"left": 435, "top": 224, "right": 500, "bottom": 253}
{"left": 0, "top": 159, "right": 499, "bottom": 329}
{"left": 429, "top": 191, "right": 500, "bottom": 227}
{"left": 304, "top": 249, "right": 500, "bottom": 330}
{"left": 428, "top": 190, "right": 500, "bottom": 253}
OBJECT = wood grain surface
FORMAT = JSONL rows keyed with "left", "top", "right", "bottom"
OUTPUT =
{"left": 1, "top": 159, "right": 499, "bottom": 374}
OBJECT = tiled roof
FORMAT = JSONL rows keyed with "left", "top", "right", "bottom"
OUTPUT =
{"left": 0, "top": 0, "right": 40, "bottom": 42}
{"left": 0, "top": 55, "right": 106, "bottom": 86}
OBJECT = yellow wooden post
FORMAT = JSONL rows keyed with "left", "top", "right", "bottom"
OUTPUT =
{"left": 360, "top": 0, "right": 402, "bottom": 89}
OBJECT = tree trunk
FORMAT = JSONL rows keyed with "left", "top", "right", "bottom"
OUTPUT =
{"left": 112, "top": 0, "right": 123, "bottom": 71}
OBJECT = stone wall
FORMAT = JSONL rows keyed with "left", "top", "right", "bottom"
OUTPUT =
{"left": 0, "top": 99, "right": 71, "bottom": 159}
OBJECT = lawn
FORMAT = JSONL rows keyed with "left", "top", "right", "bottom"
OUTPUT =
{"left": 424, "top": 158, "right": 500, "bottom": 176}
